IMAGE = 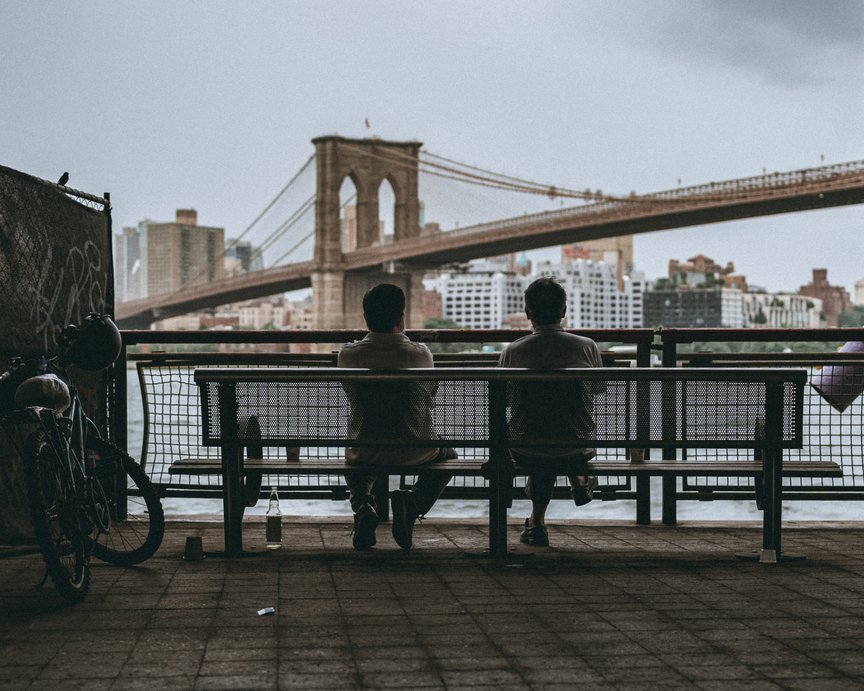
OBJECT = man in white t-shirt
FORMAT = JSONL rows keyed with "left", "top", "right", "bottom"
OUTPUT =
{"left": 338, "top": 283, "right": 456, "bottom": 552}
{"left": 498, "top": 277, "right": 602, "bottom": 547}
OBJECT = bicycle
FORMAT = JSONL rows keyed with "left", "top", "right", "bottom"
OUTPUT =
{"left": 0, "top": 314, "right": 164, "bottom": 603}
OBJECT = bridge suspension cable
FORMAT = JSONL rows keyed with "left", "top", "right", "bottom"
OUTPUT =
{"left": 338, "top": 141, "right": 628, "bottom": 202}
{"left": 248, "top": 193, "right": 316, "bottom": 266}
{"left": 150, "top": 154, "right": 317, "bottom": 307}
{"left": 232, "top": 154, "right": 316, "bottom": 246}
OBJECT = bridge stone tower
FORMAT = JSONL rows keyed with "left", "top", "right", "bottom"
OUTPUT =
{"left": 311, "top": 135, "right": 425, "bottom": 331}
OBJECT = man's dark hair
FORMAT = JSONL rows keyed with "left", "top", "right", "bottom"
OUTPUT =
{"left": 524, "top": 277, "right": 567, "bottom": 325}
{"left": 363, "top": 283, "right": 406, "bottom": 332}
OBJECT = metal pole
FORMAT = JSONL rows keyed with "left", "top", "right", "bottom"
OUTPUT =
{"left": 661, "top": 339, "right": 678, "bottom": 526}
{"left": 760, "top": 382, "right": 784, "bottom": 563}
{"left": 488, "top": 380, "right": 509, "bottom": 558}
{"left": 218, "top": 383, "right": 244, "bottom": 555}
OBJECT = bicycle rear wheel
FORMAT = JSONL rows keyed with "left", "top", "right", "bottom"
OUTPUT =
{"left": 89, "top": 439, "right": 165, "bottom": 565}
{"left": 24, "top": 430, "right": 91, "bottom": 603}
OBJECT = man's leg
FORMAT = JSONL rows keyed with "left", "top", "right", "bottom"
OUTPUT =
{"left": 391, "top": 448, "right": 456, "bottom": 551}
{"left": 569, "top": 474, "right": 598, "bottom": 506}
{"left": 522, "top": 466, "right": 556, "bottom": 547}
{"left": 344, "top": 469, "right": 379, "bottom": 550}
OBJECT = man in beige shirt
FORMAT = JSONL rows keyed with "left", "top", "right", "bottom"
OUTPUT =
{"left": 498, "top": 277, "right": 602, "bottom": 547}
{"left": 338, "top": 283, "right": 456, "bottom": 552}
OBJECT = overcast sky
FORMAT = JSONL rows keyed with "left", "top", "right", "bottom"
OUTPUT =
{"left": 1, "top": 1, "right": 862, "bottom": 294}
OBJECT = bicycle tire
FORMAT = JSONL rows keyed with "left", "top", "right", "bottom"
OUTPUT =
{"left": 89, "top": 439, "right": 165, "bottom": 565}
{"left": 24, "top": 430, "right": 91, "bottom": 603}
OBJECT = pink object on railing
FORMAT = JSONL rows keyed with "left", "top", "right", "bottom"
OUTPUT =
{"left": 810, "top": 342, "right": 864, "bottom": 413}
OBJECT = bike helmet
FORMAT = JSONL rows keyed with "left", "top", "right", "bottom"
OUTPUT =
{"left": 60, "top": 313, "right": 122, "bottom": 371}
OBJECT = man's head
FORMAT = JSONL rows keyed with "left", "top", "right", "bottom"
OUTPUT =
{"left": 524, "top": 277, "right": 567, "bottom": 326}
{"left": 363, "top": 283, "right": 406, "bottom": 332}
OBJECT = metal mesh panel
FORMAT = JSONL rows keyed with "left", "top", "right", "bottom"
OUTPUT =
{"left": 204, "top": 379, "right": 493, "bottom": 446}
{"left": 682, "top": 360, "right": 860, "bottom": 494}
{"left": 141, "top": 364, "right": 809, "bottom": 506}
{"left": 139, "top": 361, "right": 345, "bottom": 491}
{"left": 501, "top": 378, "right": 798, "bottom": 448}
{"left": 139, "top": 363, "right": 215, "bottom": 487}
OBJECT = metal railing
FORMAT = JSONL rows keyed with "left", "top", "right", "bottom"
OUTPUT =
{"left": 113, "top": 329, "right": 652, "bottom": 507}
{"left": 656, "top": 328, "right": 864, "bottom": 523}
{"left": 111, "top": 327, "right": 864, "bottom": 521}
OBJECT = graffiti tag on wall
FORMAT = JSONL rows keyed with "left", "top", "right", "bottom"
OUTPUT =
{"left": 30, "top": 240, "right": 106, "bottom": 352}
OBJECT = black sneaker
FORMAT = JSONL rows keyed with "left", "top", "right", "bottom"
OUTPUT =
{"left": 352, "top": 503, "right": 378, "bottom": 551}
{"left": 572, "top": 476, "right": 599, "bottom": 507}
{"left": 391, "top": 490, "right": 418, "bottom": 551}
{"left": 519, "top": 518, "right": 549, "bottom": 547}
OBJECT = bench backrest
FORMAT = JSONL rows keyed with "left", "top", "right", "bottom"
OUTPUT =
{"left": 195, "top": 368, "right": 806, "bottom": 451}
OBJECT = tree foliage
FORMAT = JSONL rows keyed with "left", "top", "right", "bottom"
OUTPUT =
{"left": 839, "top": 306, "right": 864, "bottom": 328}
{"left": 422, "top": 318, "right": 483, "bottom": 353}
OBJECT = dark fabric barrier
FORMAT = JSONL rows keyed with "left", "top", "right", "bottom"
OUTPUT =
{"left": 0, "top": 165, "right": 111, "bottom": 542}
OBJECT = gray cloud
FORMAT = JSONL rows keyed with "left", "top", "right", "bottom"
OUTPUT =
{"left": 636, "top": 0, "right": 863, "bottom": 87}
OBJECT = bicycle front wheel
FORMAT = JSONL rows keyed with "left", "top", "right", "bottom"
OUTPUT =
{"left": 89, "top": 439, "right": 165, "bottom": 565}
{"left": 24, "top": 430, "right": 91, "bottom": 603}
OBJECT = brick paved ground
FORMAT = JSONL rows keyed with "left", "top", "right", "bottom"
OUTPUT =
{"left": 2, "top": 518, "right": 864, "bottom": 689}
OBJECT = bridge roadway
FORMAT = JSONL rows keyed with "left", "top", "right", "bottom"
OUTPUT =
{"left": 116, "top": 160, "right": 864, "bottom": 327}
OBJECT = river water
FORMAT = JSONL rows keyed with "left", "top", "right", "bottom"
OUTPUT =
{"left": 125, "top": 371, "right": 862, "bottom": 522}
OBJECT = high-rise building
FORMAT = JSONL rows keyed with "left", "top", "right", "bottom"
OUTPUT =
{"left": 428, "top": 255, "right": 643, "bottom": 330}
{"left": 798, "top": 269, "right": 852, "bottom": 327}
{"left": 340, "top": 205, "right": 384, "bottom": 251}
{"left": 535, "top": 259, "right": 644, "bottom": 329}
{"left": 429, "top": 265, "right": 526, "bottom": 330}
{"left": 115, "top": 209, "right": 225, "bottom": 300}
{"left": 855, "top": 278, "right": 864, "bottom": 307}
{"left": 113, "top": 225, "right": 144, "bottom": 302}
{"left": 667, "top": 255, "right": 747, "bottom": 291}
{"left": 225, "top": 239, "right": 264, "bottom": 273}
{"left": 561, "top": 235, "right": 633, "bottom": 290}
{"left": 644, "top": 287, "right": 744, "bottom": 328}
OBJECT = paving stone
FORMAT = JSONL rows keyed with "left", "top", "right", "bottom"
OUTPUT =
{"left": 1, "top": 519, "right": 864, "bottom": 688}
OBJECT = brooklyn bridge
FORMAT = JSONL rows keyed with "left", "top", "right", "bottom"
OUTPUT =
{"left": 115, "top": 136, "right": 864, "bottom": 329}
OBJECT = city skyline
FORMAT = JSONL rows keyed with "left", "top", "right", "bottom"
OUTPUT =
{"left": 1, "top": 1, "right": 861, "bottom": 294}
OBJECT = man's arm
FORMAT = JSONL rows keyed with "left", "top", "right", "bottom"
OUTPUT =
{"left": 590, "top": 342, "right": 606, "bottom": 394}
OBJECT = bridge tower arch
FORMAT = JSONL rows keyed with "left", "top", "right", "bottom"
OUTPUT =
{"left": 311, "top": 135, "right": 424, "bottom": 331}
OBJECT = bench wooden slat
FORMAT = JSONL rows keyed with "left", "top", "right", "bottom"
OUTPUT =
{"left": 169, "top": 457, "right": 842, "bottom": 478}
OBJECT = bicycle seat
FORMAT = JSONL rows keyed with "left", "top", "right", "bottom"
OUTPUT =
{"left": 14, "top": 374, "right": 71, "bottom": 413}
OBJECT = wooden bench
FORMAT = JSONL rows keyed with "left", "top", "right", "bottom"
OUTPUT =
{"left": 183, "top": 367, "right": 842, "bottom": 562}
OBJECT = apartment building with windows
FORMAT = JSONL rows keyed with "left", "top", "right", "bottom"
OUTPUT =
{"left": 115, "top": 209, "right": 224, "bottom": 300}
{"left": 743, "top": 292, "right": 823, "bottom": 328}
{"left": 428, "top": 255, "right": 644, "bottom": 330}
{"left": 534, "top": 259, "right": 645, "bottom": 329}
{"left": 430, "top": 268, "right": 525, "bottom": 330}
{"left": 644, "top": 287, "right": 745, "bottom": 328}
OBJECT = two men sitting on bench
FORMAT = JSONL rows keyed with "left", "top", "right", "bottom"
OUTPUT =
{"left": 340, "top": 278, "right": 600, "bottom": 552}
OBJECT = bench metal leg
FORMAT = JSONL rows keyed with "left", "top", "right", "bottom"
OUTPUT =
{"left": 760, "top": 448, "right": 782, "bottom": 563}
{"left": 222, "top": 446, "right": 245, "bottom": 556}
{"left": 662, "top": 476, "right": 677, "bottom": 526}
{"left": 488, "top": 468, "right": 508, "bottom": 559}
{"left": 373, "top": 473, "right": 390, "bottom": 522}
{"left": 636, "top": 475, "right": 651, "bottom": 525}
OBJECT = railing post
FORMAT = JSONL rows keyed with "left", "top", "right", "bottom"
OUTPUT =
{"left": 661, "top": 338, "right": 678, "bottom": 526}
{"left": 634, "top": 375, "right": 651, "bottom": 525}
{"left": 488, "top": 380, "right": 509, "bottom": 558}
{"left": 634, "top": 339, "right": 651, "bottom": 525}
{"left": 109, "top": 343, "right": 129, "bottom": 517}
